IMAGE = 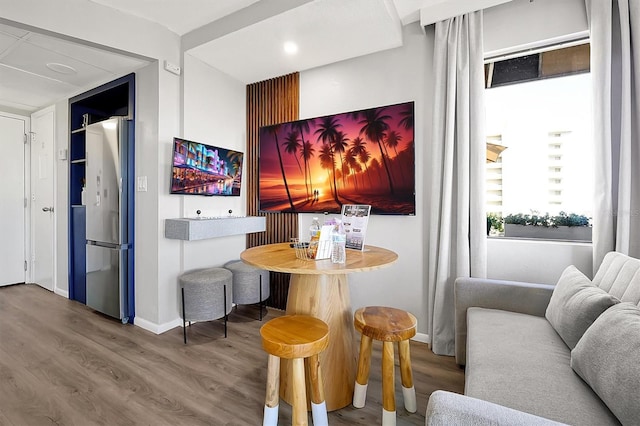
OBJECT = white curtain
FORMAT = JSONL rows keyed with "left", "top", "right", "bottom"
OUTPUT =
{"left": 427, "top": 11, "right": 487, "bottom": 356}
{"left": 587, "top": 0, "right": 640, "bottom": 271}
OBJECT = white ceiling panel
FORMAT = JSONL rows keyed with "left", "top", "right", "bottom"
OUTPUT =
{"left": 189, "top": 0, "right": 404, "bottom": 84}
{"left": 4, "top": 41, "right": 118, "bottom": 86}
{"left": 27, "top": 33, "right": 147, "bottom": 73}
{"left": 0, "top": 22, "right": 29, "bottom": 39}
{"left": 0, "top": 64, "right": 75, "bottom": 110}
{"left": 88, "top": 0, "right": 261, "bottom": 35}
{"left": 0, "top": 32, "right": 19, "bottom": 55}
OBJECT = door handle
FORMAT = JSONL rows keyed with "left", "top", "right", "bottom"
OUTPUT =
{"left": 42, "top": 207, "right": 54, "bottom": 212}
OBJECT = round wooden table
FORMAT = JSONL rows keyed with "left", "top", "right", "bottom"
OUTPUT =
{"left": 241, "top": 242, "right": 398, "bottom": 411}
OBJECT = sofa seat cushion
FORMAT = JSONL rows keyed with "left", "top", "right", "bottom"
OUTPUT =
{"left": 465, "top": 307, "right": 619, "bottom": 425}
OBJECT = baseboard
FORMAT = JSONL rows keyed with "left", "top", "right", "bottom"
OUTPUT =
{"left": 134, "top": 316, "right": 182, "bottom": 335}
{"left": 54, "top": 288, "right": 69, "bottom": 298}
{"left": 412, "top": 332, "right": 430, "bottom": 344}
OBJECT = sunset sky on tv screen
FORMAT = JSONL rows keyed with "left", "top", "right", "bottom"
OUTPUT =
{"left": 258, "top": 101, "right": 415, "bottom": 214}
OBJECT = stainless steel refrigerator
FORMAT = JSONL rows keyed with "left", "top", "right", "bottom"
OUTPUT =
{"left": 85, "top": 117, "right": 131, "bottom": 323}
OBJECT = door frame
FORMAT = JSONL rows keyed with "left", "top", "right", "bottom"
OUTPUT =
{"left": 29, "top": 105, "right": 57, "bottom": 293}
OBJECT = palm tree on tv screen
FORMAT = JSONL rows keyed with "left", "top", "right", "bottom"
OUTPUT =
{"left": 268, "top": 124, "right": 295, "bottom": 210}
{"left": 318, "top": 143, "right": 336, "bottom": 197}
{"left": 399, "top": 102, "right": 414, "bottom": 131}
{"left": 314, "top": 116, "right": 342, "bottom": 203}
{"left": 344, "top": 148, "right": 359, "bottom": 189}
{"left": 350, "top": 136, "right": 372, "bottom": 187}
{"left": 333, "top": 130, "right": 349, "bottom": 187}
{"left": 283, "top": 131, "right": 305, "bottom": 198}
{"left": 283, "top": 131, "right": 303, "bottom": 174}
{"left": 227, "top": 150, "right": 243, "bottom": 178}
{"left": 300, "top": 140, "right": 315, "bottom": 200}
{"left": 385, "top": 130, "right": 405, "bottom": 184}
{"left": 359, "top": 108, "right": 395, "bottom": 194}
{"left": 292, "top": 119, "right": 315, "bottom": 199}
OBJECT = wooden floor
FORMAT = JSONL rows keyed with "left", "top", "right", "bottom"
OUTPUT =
{"left": 0, "top": 284, "right": 464, "bottom": 425}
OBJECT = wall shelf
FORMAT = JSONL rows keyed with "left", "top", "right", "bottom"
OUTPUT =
{"left": 165, "top": 216, "right": 266, "bottom": 241}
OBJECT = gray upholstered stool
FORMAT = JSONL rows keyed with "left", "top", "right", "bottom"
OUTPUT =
{"left": 224, "top": 260, "right": 270, "bottom": 320}
{"left": 179, "top": 267, "right": 233, "bottom": 343}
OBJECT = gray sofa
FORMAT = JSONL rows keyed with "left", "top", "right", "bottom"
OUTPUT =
{"left": 426, "top": 251, "right": 640, "bottom": 425}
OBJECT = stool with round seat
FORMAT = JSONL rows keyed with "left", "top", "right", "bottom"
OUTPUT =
{"left": 179, "top": 267, "right": 233, "bottom": 343}
{"left": 260, "top": 315, "right": 329, "bottom": 426}
{"left": 353, "top": 306, "right": 417, "bottom": 425}
{"left": 223, "top": 259, "right": 270, "bottom": 320}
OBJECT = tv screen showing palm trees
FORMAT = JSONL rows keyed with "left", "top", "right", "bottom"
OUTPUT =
{"left": 258, "top": 101, "right": 415, "bottom": 214}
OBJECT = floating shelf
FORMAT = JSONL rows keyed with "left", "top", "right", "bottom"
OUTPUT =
{"left": 164, "top": 216, "right": 266, "bottom": 241}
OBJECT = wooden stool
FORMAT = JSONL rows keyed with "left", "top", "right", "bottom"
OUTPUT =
{"left": 260, "top": 315, "right": 330, "bottom": 426}
{"left": 353, "top": 306, "right": 417, "bottom": 425}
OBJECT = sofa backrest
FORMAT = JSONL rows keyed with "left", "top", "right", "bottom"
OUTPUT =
{"left": 592, "top": 252, "right": 640, "bottom": 306}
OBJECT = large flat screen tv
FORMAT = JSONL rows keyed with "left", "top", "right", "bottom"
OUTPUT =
{"left": 170, "top": 137, "right": 244, "bottom": 196}
{"left": 258, "top": 101, "right": 415, "bottom": 215}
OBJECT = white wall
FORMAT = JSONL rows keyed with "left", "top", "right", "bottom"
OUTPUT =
{"left": 484, "top": 0, "right": 588, "bottom": 57}
{"left": 148, "top": 54, "right": 248, "bottom": 331}
{"left": 299, "top": 23, "right": 432, "bottom": 337}
{"left": 488, "top": 239, "right": 593, "bottom": 282}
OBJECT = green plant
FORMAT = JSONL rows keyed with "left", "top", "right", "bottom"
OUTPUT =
{"left": 553, "top": 211, "right": 590, "bottom": 227}
{"left": 486, "top": 213, "right": 504, "bottom": 234}
{"left": 503, "top": 211, "right": 591, "bottom": 228}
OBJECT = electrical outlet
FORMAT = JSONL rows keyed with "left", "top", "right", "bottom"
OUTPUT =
{"left": 137, "top": 176, "right": 148, "bottom": 192}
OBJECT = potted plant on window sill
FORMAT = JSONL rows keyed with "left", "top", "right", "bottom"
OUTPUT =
{"left": 502, "top": 211, "right": 592, "bottom": 242}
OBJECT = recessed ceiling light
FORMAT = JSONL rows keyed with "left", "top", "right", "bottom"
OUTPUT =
{"left": 283, "top": 41, "right": 298, "bottom": 55}
{"left": 46, "top": 62, "right": 77, "bottom": 75}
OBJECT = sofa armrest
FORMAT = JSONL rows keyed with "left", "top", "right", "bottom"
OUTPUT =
{"left": 455, "top": 277, "right": 555, "bottom": 365}
{"left": 426, "top": 390, "right": 566, "bottom": 426}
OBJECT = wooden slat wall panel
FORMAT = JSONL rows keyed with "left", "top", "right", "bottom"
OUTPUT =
{"left": 246, "top": 73, "right": 299, "bottom": 310}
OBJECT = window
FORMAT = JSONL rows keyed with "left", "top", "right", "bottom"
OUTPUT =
{"left": 485, "top": 43, "right": 593, "bottom": 241}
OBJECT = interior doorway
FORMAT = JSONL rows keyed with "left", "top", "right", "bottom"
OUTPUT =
{"left": 0, "top": 113, "right": 27, "bottom": 286}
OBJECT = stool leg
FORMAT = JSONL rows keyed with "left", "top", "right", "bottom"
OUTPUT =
{"left": 353, "top": 334, "right": 372, "bottom": 408}
{"left": 398, "top": 339, "right": 416, "bottom": 413}
{"left": 259, "top": 275, "right": 263, "bottom": 321}
{"left": 223, "top": 285, "right": 228, "bottom": 338}
{"left": 263, "top": 354, "right": 280, "bottom": 426}
{"left": 382, "top": 341, "right": 396, "bottom": 426}
{"left": 307, "top": 354, "right": 328, "bottom": 426}
{"left": 291, "top": 357, "right": 308, "bottom": 426}
{"left": 181, "top": 288, "right": 187, "bottom": 344}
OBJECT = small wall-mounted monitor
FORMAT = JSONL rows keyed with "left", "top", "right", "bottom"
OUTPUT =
{"left": 170, "top": 137, "right": 244, "bottom": 196}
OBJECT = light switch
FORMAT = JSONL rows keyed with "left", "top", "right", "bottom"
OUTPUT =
{"left": 137, "top": 176, "right": 148, "bottom": 192}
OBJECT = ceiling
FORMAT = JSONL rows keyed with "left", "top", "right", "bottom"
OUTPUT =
{"left": 0, "top": 0, "right": 434, "bottom": 114}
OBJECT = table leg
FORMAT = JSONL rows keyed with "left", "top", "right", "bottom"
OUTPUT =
{"left": 279, "top": 273, "right": 357, "bottom": 411}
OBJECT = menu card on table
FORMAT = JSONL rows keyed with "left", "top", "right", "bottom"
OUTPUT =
{"left": 341, "top": 204, "right": 371, "bottom": 251}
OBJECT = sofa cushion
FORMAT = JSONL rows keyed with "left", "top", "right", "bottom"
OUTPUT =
{"left": 426, "top": 390, "right": 566, "bottom": 426}
{"left": 571, "top": 303, "right": 640, "bottom": 426}
{"left": 545, "top": 265, "right": 619, "bottom": 349}
{"left": 592, "top": 252, "right": 640, "bottom": 305}
{"left": 466, "top": 307, "right": 619, "bottom": 425}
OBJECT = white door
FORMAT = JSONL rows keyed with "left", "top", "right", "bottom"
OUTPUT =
{"left": 31, "top": 107, "right": 55, "bottom": 292}
{"left": 0, "top": 113, "right": 27, "bottom": 286}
